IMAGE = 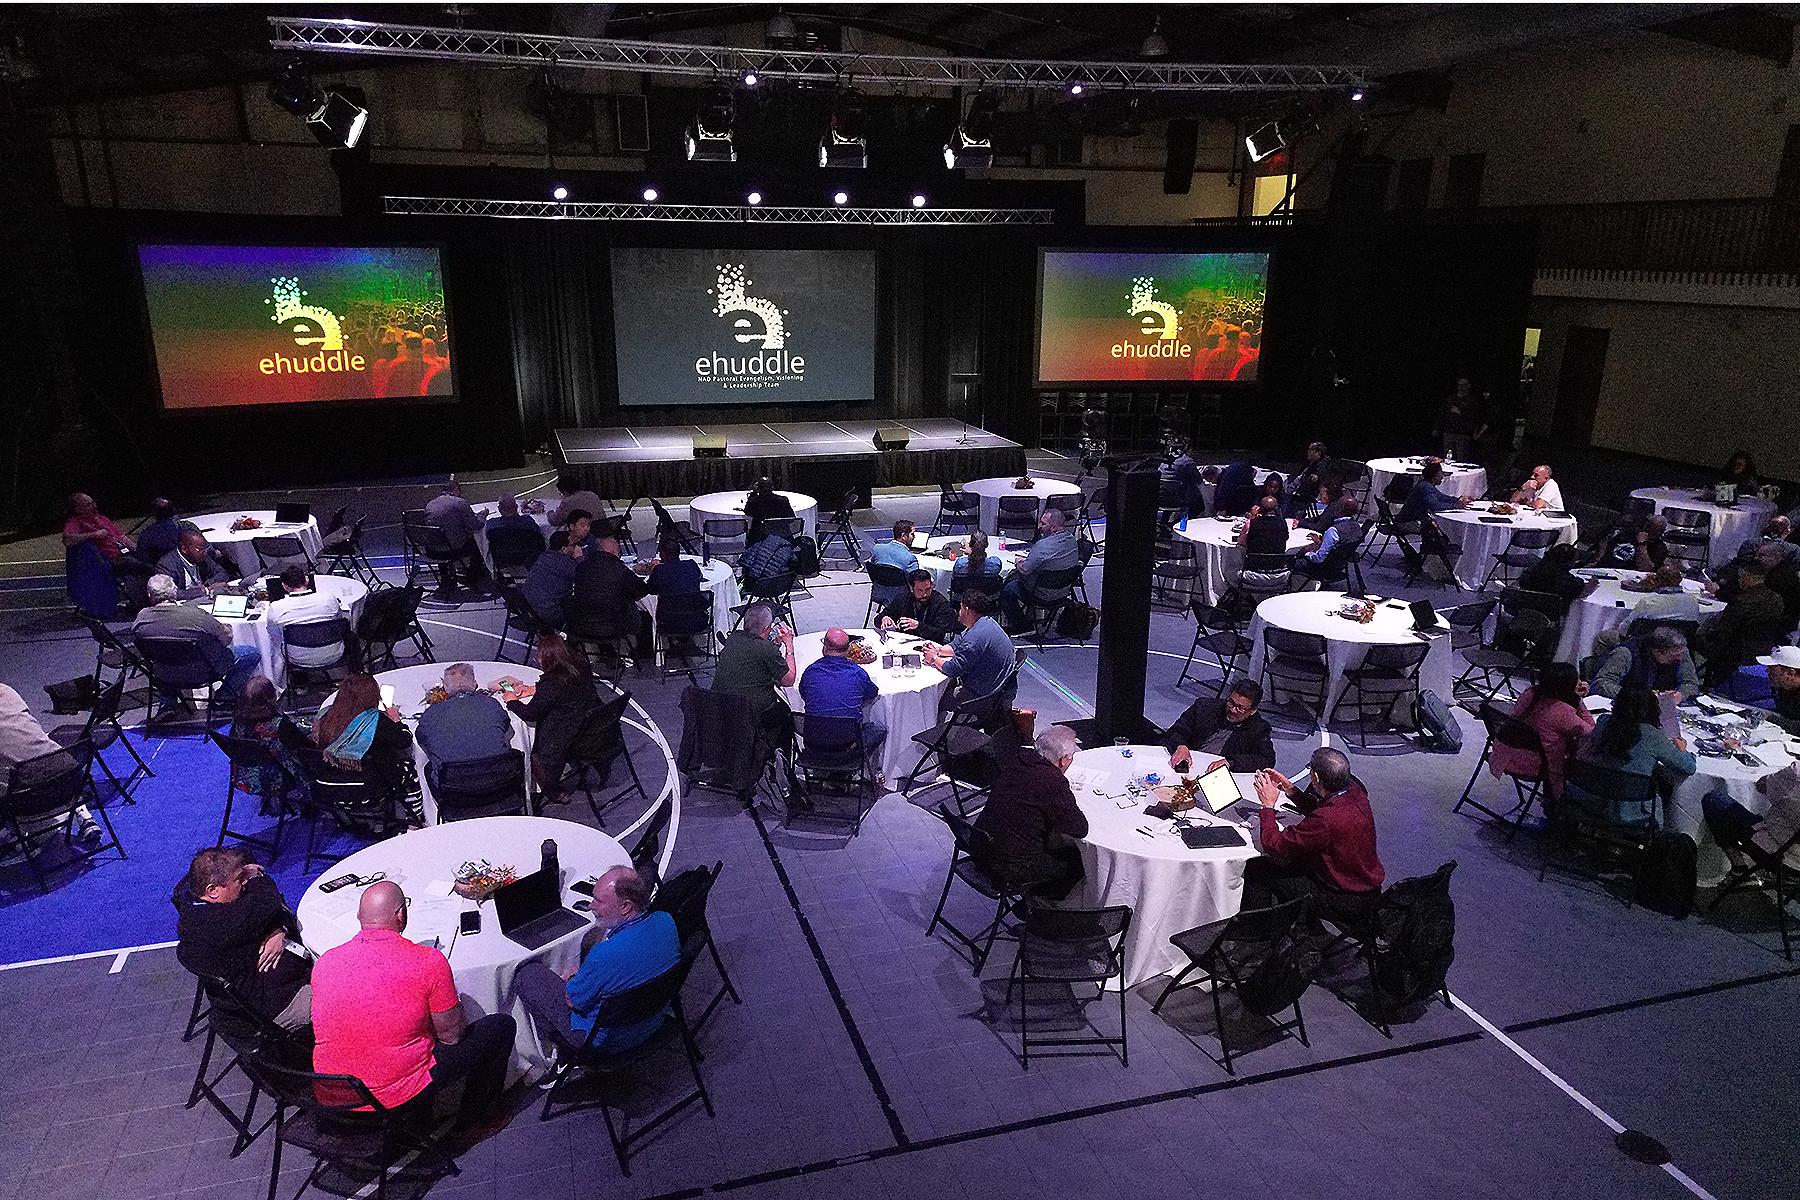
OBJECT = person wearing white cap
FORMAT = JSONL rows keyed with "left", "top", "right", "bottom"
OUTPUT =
{"left": 1754, "top": 644, "right": 1800, "bottom": 729}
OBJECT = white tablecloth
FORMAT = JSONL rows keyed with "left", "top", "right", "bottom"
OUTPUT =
{"left": 1248, "top": 592, "right": 1455, "bottom": 715}
{"left": 634, "top": 556, "right": 741, "bottom": 656}
{"left": 1367, "top": 458, "right": 1488, "bottom": 504}
{"left": 962, "top": 477, "right": 1082, "bottom": 536}
{"left": 375, "top": 662, "right": 541, "bottom": 824}
{"left": 1554, "top": 571, "right": 1723, "bottom": 664}
{"left": 1066, "top": 746, "right": 1257, "bottom": 989}
{"left": 689, "top": 490, "right": 818, "bottom": 541}
{"left": 209, "top": 575, "right": 370, "bottom": 694}
{"left": 1629, "top": 488, "right": 1777, "bottom": 568}
{"left": 1586, "top": 695, "right": 1799, "bottom": 885}
{"left": 296, "top": 815, "right": 628, "bottom": 1084}
{"left": 469, "top": 503, "right": 555, "bottom": 572}
{"left": 915, "top": 534, "right": 1022, "bottom": 595}
{"left": 187, "top": 511, "right": 324, "bottom": 579}
{"left": 781, "top": 628, "right": 950, "bottom": 783}
{"left": 1176, "top": 517, "right": 1315, "bottom": 605}
{"left": 1435, "top": 504, "right": 1578, "bottom": 591}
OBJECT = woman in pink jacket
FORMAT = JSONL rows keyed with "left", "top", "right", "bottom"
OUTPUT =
{"left": 1488, "top": 661, "right": 1594, "bottom": 799}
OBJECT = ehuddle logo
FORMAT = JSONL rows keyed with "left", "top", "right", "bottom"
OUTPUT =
{"left": 257, "top": 276, "right": 368, "bottom": 376}
{"left": 1115, "top": 276, "right": 1192, "bottom": 361}
{"left": 696, "top": 264, "right": 805, "bottom": 390}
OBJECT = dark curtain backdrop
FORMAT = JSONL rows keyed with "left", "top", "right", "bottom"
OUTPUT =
{"left": 503, "top": 222, "right": 605, "bottom": 449}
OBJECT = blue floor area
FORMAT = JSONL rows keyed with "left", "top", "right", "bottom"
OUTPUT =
{"left": 0, "top": 730, "right": 370, "bottom": 961}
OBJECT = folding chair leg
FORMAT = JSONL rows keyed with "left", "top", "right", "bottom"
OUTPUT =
{"left": 184, "top": 977, "right": 210, "bottom": 1041}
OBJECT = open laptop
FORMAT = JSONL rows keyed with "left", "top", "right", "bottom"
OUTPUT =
{"left": 273, "top": 502, "right": 310, "bottom": 525}
{"left": 1410, "top": 599, "right": 1447, "bottom": 637}
{"left": 210, "top": 593, "right": 249, "bottom": 619}
{"left": 491, "top": 866, "right": 589, "bottom": 950}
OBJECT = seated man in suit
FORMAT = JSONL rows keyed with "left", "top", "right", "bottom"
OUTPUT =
{"left": 1245, "top": 747, "right": 1385, "bottom": 918}
{"left": 879, "top": 570, "right": 959, "bottom": 643}
{"left": 158, "top": 530, "right": 234, "bottom": 600}
{"left": 566, "top": 535, "right": 651, "bottom": 655}
{"left": 1162, "top": 678, "right": 1277, "bottom": 773}
{"left": 132, "top": 574, "right": 261, "bottom": 707}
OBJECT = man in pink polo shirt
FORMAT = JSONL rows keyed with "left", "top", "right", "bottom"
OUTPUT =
{"left": 311, "top": 881, "right": 515, "bottom": 1127}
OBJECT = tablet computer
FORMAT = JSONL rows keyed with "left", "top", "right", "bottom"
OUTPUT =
{"left": 1198, "top": 762, "right": 1246, "bottom": 813}
{"left": 211, "top": 593, "right": 249, "bottom": 619}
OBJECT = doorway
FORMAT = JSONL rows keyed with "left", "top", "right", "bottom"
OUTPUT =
{"left": 1549, "top": 326, "right": 1608, "bottom": 448}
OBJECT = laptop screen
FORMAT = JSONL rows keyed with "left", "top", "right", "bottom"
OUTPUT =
{"left": 210, "top": 594, "right": 249, "bottom": 619}
{"left": 274, "top": 502, "right": 310, "bottom": 525}
{"left": 1199, "top": 762, "right": 1244, "bottom": 813}
{"left": 492, "top": 866, "right": 560, "bottom": 933}
{"left": 1410, "top": 599, "right": 1438, "bottom": 631}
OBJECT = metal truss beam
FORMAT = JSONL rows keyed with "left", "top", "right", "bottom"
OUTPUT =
{"left": 382, "top": 196, "right": 1057, "bottom": 224}
{"left": 271, "top": 17, "right": 1365, "bottom": 92}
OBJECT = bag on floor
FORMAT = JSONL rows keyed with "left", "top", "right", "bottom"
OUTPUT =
{"left": 1056, "top": 602, "right": 1100, "bottom": 640}
{"left": 45, "top": 675, "right": 98, "bottom": 715}
{"left": 1413, "top": 689, "right": 1463, "bottom": 753}
{"left": 1238, "top": 928, "right": 1322, "bottom": 1016}
{"left": 1634, "top": 832, "right": 1697, "bottom": 919}
{"left": 791, "top": 536, "right": 821, "bottom": 578}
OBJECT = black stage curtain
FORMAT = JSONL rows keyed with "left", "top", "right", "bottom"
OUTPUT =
{"left": 503, "top": 222, "right": 605, "bottom": 450}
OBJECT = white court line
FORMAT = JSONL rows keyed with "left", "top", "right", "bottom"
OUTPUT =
{"left": 109, "top": 950, "right": 131, "bottom": 974}
{"left": 1450, "top": 992, "right": 1718, "bottom": 1200}
{"left": 2, "top": 940, "right": 178, "bottom": 972}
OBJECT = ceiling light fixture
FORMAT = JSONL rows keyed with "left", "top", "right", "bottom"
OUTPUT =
{"left": 833, "top": 190, "right": 848, "bottom": 205}
{"left": 685, "top": 88, "right": 736, "bottom": 162}
{"left": 944, "top": 91, "right": 997, "bottom": 170}
{"left": 1139, "top": 17, "right": 1170, "bottom": 59}
{"left": 747, "top": 190, "right": 763, "bottom": 205}
{"left": 911, "top": 193, "right": 927, "bottom": 208}
{"left": 1245, "top": 122, "right": 1286, "bottom": 163}
{"left": 642, "top": 186, "right": 658, "bottom": 201}
{"left": 551, "top": 185, "right": 568, "bottom": 200}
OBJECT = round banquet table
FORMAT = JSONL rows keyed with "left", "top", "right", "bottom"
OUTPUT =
{"left": 1435, "top": 503, "right": 1578, "bottom": 592}
{"left": 633, "top": 555, "right": 742, "bottom": 659}
{"left": 1585, "top": 695, "right": 1800, "bottom": 886}
{"left": 469, "top": 502, "right": 555, "bottom": 572}
{"left": 1554, "top": 569, "right": 1723, "bottom": 664}
{"left": 1247, "top": 591, "right": 1455, "bottom": 715}
{"left": 1367, "top": 457, "right": 1488, "bottom": 504}
{"left": 780, "top": 628, "right": 950, "bottom": 783}
{"left": 296, "top": 815, "right": 628, "bottom": 1084}
{"left": 370, "top": 662, "right": 542, "bottom": 825}
{"left": 688, "top": 490, "right": 818, "bottom": 542}
{"left": 202, "top": 574, "right": 370, "bottom": 694}
{"left": 1196, "top": 465, "right": 1279, "bottom": 514}
{"left": 1065, "top": 746, "right": 1257, "bottom": 990}
{"left": 187, "top": 510, "right": 324, "bottom": 579}
{"left": 961, "top": 476, "right": 1082, "bottom": 536}
{"left": 915, "top": 534, "right": 1023, "bottom": 595}
{"left": 1628, "top": 488, "right": 1777, "bottom": 568}
{"left": 1176, "top": 516, "right": 1315, "bottom": 605}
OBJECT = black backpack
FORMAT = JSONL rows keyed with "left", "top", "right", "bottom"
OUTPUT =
{"left": 791, "top": 535, "right": 821, "bottom": 578}
{"left": 1056, "top": 602, "right": 1100, "bottom": 640}
{"left": 1237, "top": 929, "right": 1322, "bottom": 1016}
{"left": 1369, "top": 862, "right": 1458, "bottom": 1009}
{"left": 1634, "top": 832, "right": 1697, "bottom": 918}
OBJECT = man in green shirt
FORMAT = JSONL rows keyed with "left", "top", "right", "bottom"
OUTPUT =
{"left": 710, "top": 602, "right": 796, "bottom": 713}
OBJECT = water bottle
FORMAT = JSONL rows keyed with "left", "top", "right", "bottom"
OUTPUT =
{"left": 540, "top": 839, "right": 559, "bottom": 886}
{"left": 1178, "top": 512, "right": 1187, "bottom": 532}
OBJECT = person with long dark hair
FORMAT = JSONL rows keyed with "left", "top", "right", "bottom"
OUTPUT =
{"left": 1721, "top": 450, "right": 1760, "bottom": 493}
{"left": 229, "top": 676, "right": 310, "bottom": 805}
{"left": 1487, "top": 661, "right": 1594, "bottom": 798}
{"left": 314, "top": 672, "right": 418, "bottom": 821}
{"left": 507, "top": 634, "right": 602, "bottom": 795}
{"left": 1571, "top": 684, "right": 1696, "bottom": 825}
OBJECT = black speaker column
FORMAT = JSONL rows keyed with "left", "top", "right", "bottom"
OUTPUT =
{"left": 1095, "top": 458, "right": 1159, "bottom": 741}
{"left": 1163, "top": 118, "right": 1199, "bottom": 195}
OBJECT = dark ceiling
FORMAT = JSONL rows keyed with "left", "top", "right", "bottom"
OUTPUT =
{"left": 1, "top": 3, "right": 1792, "bottom": 110}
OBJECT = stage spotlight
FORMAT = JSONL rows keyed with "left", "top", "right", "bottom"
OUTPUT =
{"left": 944, "top": 91, "right": 997, "bottom": 170}
{"left": 911, "top": 193, "right": 927, "bottom": 208}
{"left": 642, "top": 186, "right": 658, "bottom": 201}
{"left": 747, "top": 190, "right": 763, "bottom": 205}
{"left": 268, "top": 63, "right": 368, "bottom": 149}
{"left": 819, "top": 94, "right": 868, "bottom": 168}
{"left": 1350, "top": 86, "right": 1366, "bottom": 102}
{"left": 686, "top": 89, "right": 736, "bottom": 162}
{"left": 267, "top": 62, "right": 325, "bottom": 118}
{"left": 1245, "top": 122, "right": 1287, "bottom": 163}
{"left": 833, "top": 190, "right": 848, "bottom": 205}
{"left": 1068, "top": 81, "right": 1085, "bottom": 96}
{"left": 551, "top": 185, "right": 568, "bottom": 201}
{"left": 742, "top": 70, "right": 759, "bottom": 87}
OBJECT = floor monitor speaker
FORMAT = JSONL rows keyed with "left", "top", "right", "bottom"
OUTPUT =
{"left": 693, "top": 434, "right": 727, "bottom": 458}
{"left": 874, "top": 427, "right": 910, "bottom": 451}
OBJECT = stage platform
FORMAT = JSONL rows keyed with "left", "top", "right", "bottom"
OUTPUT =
{"left": 552, "top": 418, "right": 1026, "bottom": 502}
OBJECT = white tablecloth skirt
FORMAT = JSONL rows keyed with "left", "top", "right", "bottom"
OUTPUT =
{"left": 1553, "top": 574, "right": 1722, "bottom": 664}
{"left": 296, "top": 816, "right": 628, "bottom": 1084}
{"left": 188, "top": 511, "right": 324, "bottom": 579}
{"left": 1629, "top": 489, "right": 1777, "bottom": 568}
{"left": 218, "top": 575, "right": 369, "bottom": 693}
{"left": 782, "top": 629, "right": 950, "bottom": 783}
{"left": 1067, "top": 748, "right": 1256, "bottom": 989}
{"left": 689, "top": 490, "right": 819, "bottom": 541}
{"left": 637, "top": 558, "right": 742, "bottom": 657}
{"left": 1247, "top": 594, "right": 1455, "bottom": 716}
{"left": 1177, "top": 519, "right": 1314, "bottom": 605}
{"left": 372, "top": 662, "right": 541, "bottom": 824}
{"left": 1367, "top": 459, "right": 1488, "bottom": 504}
{"left": 962, "top": 478, "right": 1082, "bottom": 536}
{"left": 1435, "top": 509, "right": 1577, "bottom": 592}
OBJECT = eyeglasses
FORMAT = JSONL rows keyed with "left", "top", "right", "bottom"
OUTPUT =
{"left": 1224, "top": 698, "right": 1256, "bottom": 713}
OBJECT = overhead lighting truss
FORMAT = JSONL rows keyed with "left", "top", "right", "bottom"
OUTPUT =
{"left": 381, "top": 196, "right": 1057, "bottom": 224}
{"left": 270, "top": 17, "right": 1366, "bottom": 93}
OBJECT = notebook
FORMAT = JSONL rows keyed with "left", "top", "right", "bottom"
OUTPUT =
{"left": 491, "top": 867, "right": 589, "bottom": 950}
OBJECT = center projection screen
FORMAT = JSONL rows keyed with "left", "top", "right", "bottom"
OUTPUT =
{"left": 611, "top": 248, "right": 877, "bottom": 406}
{"left": 138, "top": 243, "right": 452, "bottom": 409}
{"left": 1036, "top": 250, "right": 1269, "bottom": 385}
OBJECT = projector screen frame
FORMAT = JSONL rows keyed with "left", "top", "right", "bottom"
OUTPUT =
{"left": 1032, "top": 245, "right": 1273, "bottom": 389}
{"left": 134, "top": 238, "right": 461, "bottom": 416}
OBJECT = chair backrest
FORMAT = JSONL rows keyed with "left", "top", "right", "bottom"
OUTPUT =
{"left": 1, "top": 740, "right": 94, "bottom": 821}
{"left": 1481, "top": 702, "right": 1548, "bottom": 760}
{"left": 1020, "top": 905, "right": 1132, "bottom": 975}
{"left": 998, "top": 495, "right": 1039, "bottom": 515}
{"left": 432, "top": 749, "right": 526, "bottom": 795}
{"left": 630, "top": 796, "right": 674, "bottom": 870}
{"left": 866, "top": 561, "right": 909, "bottom": 590}
{"left": 649, "top": 860, "right": 723, "bottom": 942}
{"left": 502, "top": 585, "right": 548, "bottom": 629}
{"left": 322, "top": 505, "right": 348, "bottom": 537}
{"left": 1565, "top": 757, "right": 1663, "bottom": 808}
{"left": 280, "top": 615, "right": 352, "bottom": 650}
{"left": 1024, "top": 565, "right": 1081, "bottom": 600}
{"left": 1361, "top": 641, "right": 1431, "bottom": 672}
{"left": 1445, "top": 597, "right": 1498, "bottom": 630}
{"left": 134, "top": 630, "right": 233, "bottom": 685}
{"left": 587, "top": 955, "right": 690, "bottom": 1043}
{"left": 88, "top": 669, "right": 130, "bottom": 725}
{"left": 798, "top": 712, "right": 864, "bottom": 755}
{"left": 702, "top": 517, "right": 747, "bottom": 540}
{"left": 1383, "top": 475, "right": 1417, "bottom": 504}
{"left": 1222, "top": 896, "right": 1309, "bottom": 947}
{"left": 238, "top": 1052, "right": 391, "bottom": 1121}
{"left": 1508, "top": 527, "right": 1562, "bottom": 551}
{"left": 403, "top": 515, "right": 456, "bottom": 558}
{"left": 569, "top": 689, "right": 630, "bottom": 760}
{"left": 746, "top": 571, "right": 795, "bottom": 601}
{"left": 1265, "top": 627, "right": 1326, "bottom": 657}
{"left": 486, "top": 525, "right": 546, "bottom": 569}
{"left": 763, "top": 516, "right": 804, "bottom": 540}
{"left": 1157, "top": 539, "right": 1197, "bottom": 565}
{"left": 357, "top": 585, "right": 424, "bottom": 641}
{"left": 938, "top": 803, "right": 995, "bottom": 868}
{"left": 208, "top": 727, "right": 285, "bottom": 774}
{"left": 1662, "top": 507, "right": 1711, "bottom": 534}
{"left": 1500, "top": 586, "right": 1571, "bottom": 620}
{"left": 657, "top": 588, "right": 715, "bottom": 639}
{"left": 1045, "top": 494, "right": 1082, "bottom": 515}
{"left": 835, "top": 490, "right": 860, "bottom": 519}
{"left": 1192, "top": 601, "right": 1241, "bottom": 633}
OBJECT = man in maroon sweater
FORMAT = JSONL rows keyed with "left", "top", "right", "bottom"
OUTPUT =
{"left": 1245, "top": 747, "right": 1384, "bottom": 921}
{"left": 974, "top": 725, "right": 1089, "bottom": 901}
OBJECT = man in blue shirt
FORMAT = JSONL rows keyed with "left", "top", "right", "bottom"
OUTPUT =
{"left": 561, "top": 867, "right": 680, "bottom": 1051}
{"left": 797, "top": 627, "right": 886, "bottom": 770}
{"left": 522, "top": 535, "right": 582, "bottom": 626}
{"left": 925, "top": 590, "right": 1015, "bottom": 700}
{"left": 1291, "top": 498, "right": 1362, "bottom": 588}
{"left": 647, "top": 536, "right": 703, "bottom": 596}
{"left": 870, "top": 520, "right": 920, "bottom": 572}
{"left": 1397, "top": 460, "right": 1470, "bottom": 524}
{"left": 414, "top": 664, "right": 514, "bottom": 786}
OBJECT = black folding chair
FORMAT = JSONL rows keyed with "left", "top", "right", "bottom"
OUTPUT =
{"left": 931, "top": 484, "right": 982, "bottom": 536}
{"left": 1005, "top": 904, "right": 1132, "bottom": 1069}
{"left": 732, "top": 571, "right": 796, "bottom": 630}
{"left": 497, "top": 585, "right": 553, "bottom": 665}
{"left": 401, "top": 512, "right": 460, "bottom": 591}
{"left": 355, "top": 585, "right": 434, "bottom": 671}
{"left": 319, "top": 514, "right": 379, "bottom": 585}
{"left": 1661, "top": 507, "right": 1713, "bottom": 571}
{"left": 182, "top": 969, "right": 307, "bottom": 1159}
{"left": 900, "top": 681, "right": 1011, "bottom": 812}
{"left": 787, "top": 713, "right": 876, "bottom": 835}
{"left": 701, "top": 518, "right": 748, "bottom": 565}
{"left": 1260, "top": 627, "right": 1330, "bottom": 724}
{"left": 1329, "top": 641, "right": 1431, "bottom": 746}
{"left": 48, "top": 669, "right": 152, "bottom": 801}
{"left": 816, "top": 490, "right": 864, "bottom": 567}
{"left": 1151, "top": 540, "right": 1201, "bottom": 613}
{"left": 133, "top": 630, "right": 234, "bottom": 728}
{"left": 291, "top": 744, "right": 414, "bottom": 870}
{"left": 926, "top": 805, "right": 1045, "bottom": 975}
{"left": 0, "top": 740, "right": 125, "bottom": 892}
{"left": 486, "top": 523, "right": 547, "bottom": 585}
{"left": 79, "top": 612, "right": 146, "bottom": 692}
{"left": 1020, "top": 565, "right": 1083, "bottom": 645}
{"left": 1319, "top": 862, "right": 1457, "bottom": 1038}
{"left": 207, "top": 729, "right": 308, "bottom": 861}
{"left": 1151, "top": 898, "right": 1312, "bottom": 1075}
{"left": 1541, "top": 761, "right": 1667, "bottom": 904}
{"left": 429, "top": 750, "right": 530, "bottom": 820}
{"left": 762, "top": 516, "right": 804, "bottom": 542}
{"left": 1178, "top": 601, "right": 1252, "bottom": 693}
{"left": 653, "top": 589, "right": 717, "bottom": 682}
{"left": 1453, "top": 701, "right": 1549, "bottom": 840}
{"left": 1482, "top": 526, "right": 1562, "bottom": 589}
{"left": 278, "top": 616, "right": 354, "bottom": 695}
{"left": 996, "top": 495, "right": 1040, "bottom": 542}
{"left": 252, "top": 534, "right": 314, "bottom": 574}
{"left": 1708, "top": 820, "right": 1800, "bottom": 961}
{"left": 864, "top": 562, "right": 909, "bottom": 626}
{"left": 648, "top": 862, "right": 742, "bottom": 1034}
{"left": 558, "top": 688, "right": 650, "bottom": 823}
{"left": 514, "top": 944, "right": 714, "bottom": 1176}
